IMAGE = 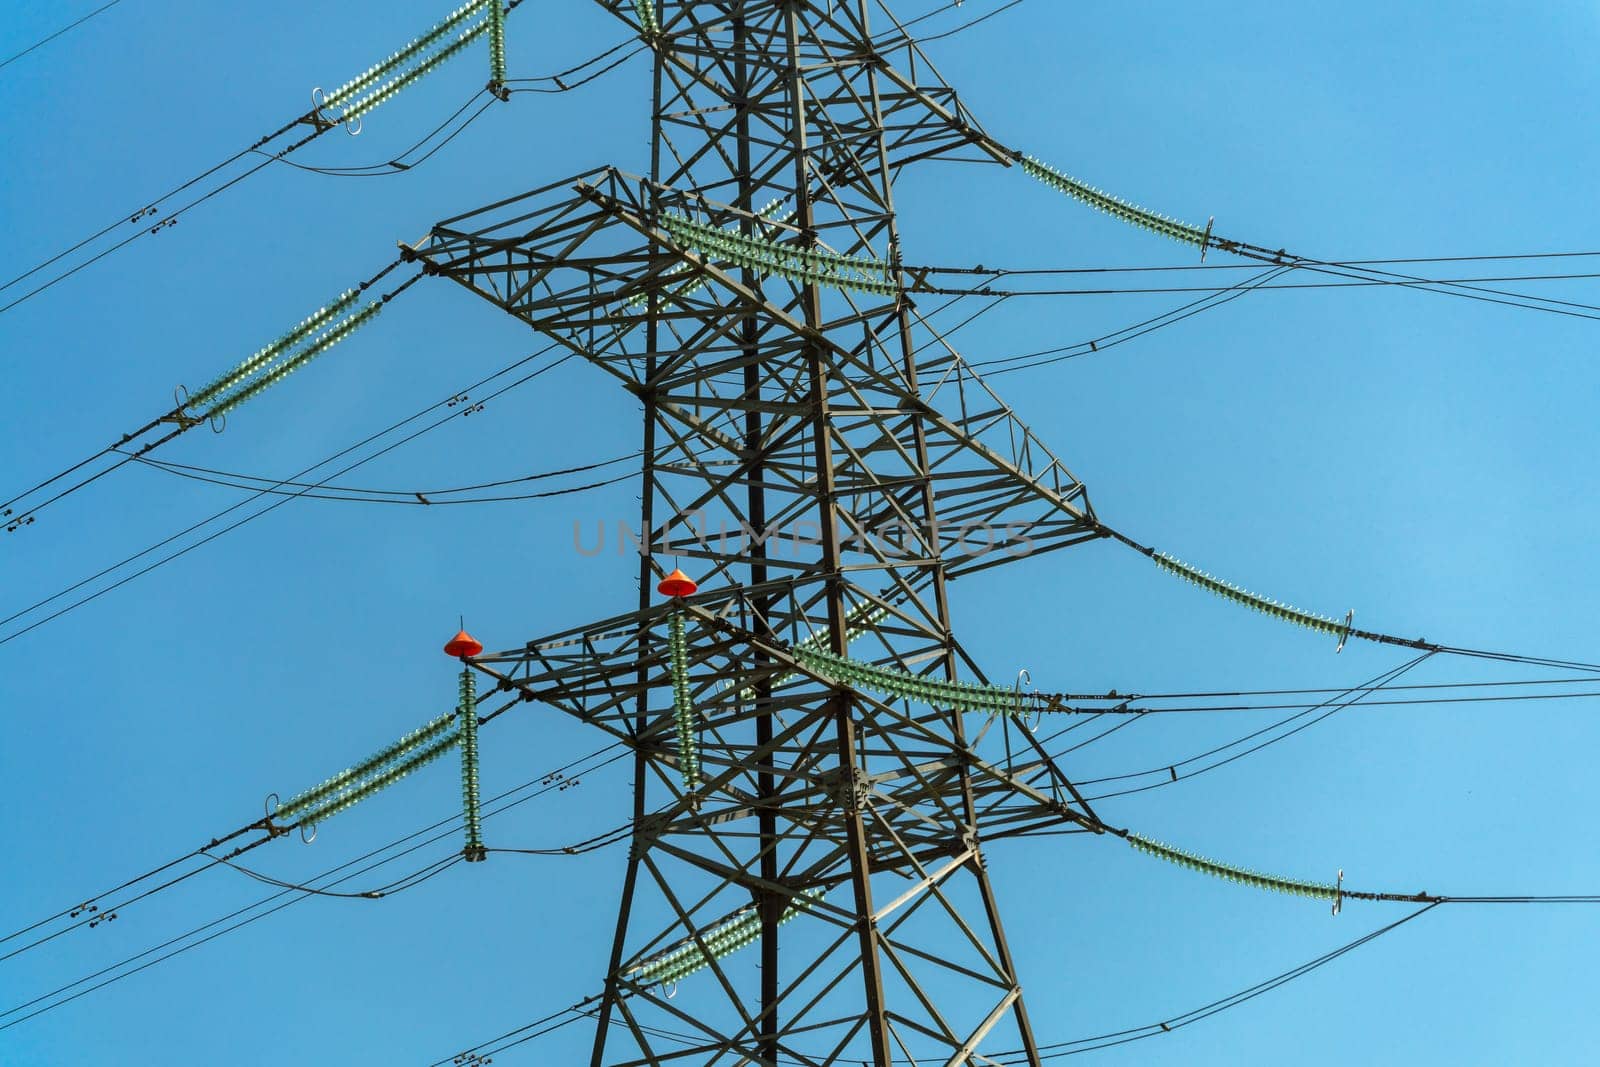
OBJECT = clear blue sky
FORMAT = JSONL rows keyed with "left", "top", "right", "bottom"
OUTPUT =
{"left": 3, "top": 1, "right": 1599, "bottom": 1063}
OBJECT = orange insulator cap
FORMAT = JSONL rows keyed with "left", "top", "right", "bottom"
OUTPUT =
{"left": 657, "top": 568, "right": 698, "bottom": 598}
{"left": 444, "top": 629, "right": 484, "bottom": 658}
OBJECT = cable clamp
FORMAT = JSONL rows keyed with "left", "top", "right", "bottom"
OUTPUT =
{"left": 262, "top": 794, "right": 293, "bottom": 839}
{"left": 305, "top": 88, "right": 341, "bottom": 131}
{"left": 159, "top": 410, "right": 204, "bottom": 431}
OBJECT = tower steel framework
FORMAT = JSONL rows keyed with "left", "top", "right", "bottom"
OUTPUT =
{"left": 411, "top": 2, "right": 1107, "bottom": 1063}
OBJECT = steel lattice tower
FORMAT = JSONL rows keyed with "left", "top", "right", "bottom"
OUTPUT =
{"left": 411, "top": 2, "right": 1107, "bottom": 1063}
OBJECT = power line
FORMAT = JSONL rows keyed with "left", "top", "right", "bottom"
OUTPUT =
{"left": 122, "top": 449, "right": 642, "bottom": 499}
{"left": 0, "top": 743, "right": 630, "bottom": 1031}
{"left": 435, "top": 904, "right": 1441, "bottom": 1064}
{"left": 427, "top": 1000, "right": 601, "bottom": 1067}
{"left": 0, "top": 344, "right": 579, "bottom": 645}
{"left": 259, "top": 91, "right": 495, "bottom": 178}
{"left": 0, "top": 1, "right": 125, "bottom": 73}
{"left": 127, "top": 453, "right": 639, "bottom": 505}
{"left": 1098, "top": 687, "right": 1600, "bottom": 715}
{"left": 0, "top": 848, "right": 463, "bottom": 1032}
{"left": 0, "top": 729, "right": 613, "bottom": 956}
{"left": 0, "top": 125, "right": 324, "bottom": 317}
{"left": 267, "top": 37, "right": 644, "bottom": 178}
{"left": 908, "top": 0, "right": 1031, "bottom": 44}
{"left": 1034, "top": 655, "right": 1435, "bottom": 802}
{"left": 0, "top": 826, "right": 249, "bottom": 952}
{"left": 969, "top": 264, "right": 1291, "bottom": 376}
{"left": 1096, "top": 522, "right": 1600, "bottom": 672}
{"left": 0, "top": 25, "right": 631, "bottom": 317}
{"left": 1, "top": 259, "right": 412, "bottom": 529}
{"left": 917, "top": 248, "right": 1600, "bottom": 277}
{"left": 999, "top": 905, "right": 1441, "bottom": 1062}
{"left": 1045, "top": 673, "right": 1600, "bottom": 703}
{"left": 450, "top": 844, "right": 1600, "bottom": 1065}
{"left": 873, "top": 0, "right": 1027, "bottom": 44}
{"left": 502, "top": 40, "right": 646, "bottom": 93}
{"left": 916, "top": 268, "right": 1600, "bottom": 312}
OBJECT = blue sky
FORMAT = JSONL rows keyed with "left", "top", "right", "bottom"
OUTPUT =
{"left": 3, "top": 1, "right": 1599, "bottom": 1063}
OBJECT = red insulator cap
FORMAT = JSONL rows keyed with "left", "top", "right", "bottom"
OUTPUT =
{"left": 657, "top": 568, "right": 698, "bottom": 598}
{"left": 444, "top": 629, "right": 484, "bottom": 658}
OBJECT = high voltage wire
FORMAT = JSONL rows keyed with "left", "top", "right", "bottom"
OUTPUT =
{"left": 1096, "top": 687, "right": 1600, "bottom": 715}
{"left": 902, "top": 251, "right": 1600, "bottom": 388}
{"left": 1, "top": 260, "right": 415, "bottom": 531}
{"left": 1009, "top": 142, "right": 1600, "bottom": 322}
{"left": 0, "top": 743, "right": 631, "bottom": 1031}
{"left": 428, "top": 1000, "right": 601, "bottom": 1066}
{"left": 0, "top": 38, "right": 650, "bottom": 560}
{"left": 1064, "top": 655, "right": 1437, "bottom": 802}
{"left": 26, "top": 630, "right": 1569, "bottom": 1040}
{"left": 0, "top": 15, "right": 630, "bottom": 319}
{"left": 0, "top": 853, "right": 465, "bottom": 1032}
{"left": 871, "top": 0, "right": 1031, "bottom": 45}
{"left": 0, "top": 1, "right": 125, "bottom": 73}
{"left": 968, "top": 264, "right": 1291, "bottom": 376}
{"left": 997, "top": 905, "right": 1442, "bottom": 1062}
{"left": 259, "top": 90, "right": 496, "bottom": 178}
{"left": 0, "top": 344, "right": 582, "bottom": 646}
{"left": 0, "top": 696, "right": 512, "bottom": 966}
{"left": 436, "top": 883, "right": 1586, "bottom": 1065}
{"left": 124, "top": 450, "right": 643, "bottom": 499}
{"left": 434, "top": 795, "right": 1600, "bottom": 1064}
{"left": 918, "top": 269, "right": 1600, "bottom": 305}
{"left": 269, "top": 45, "right": 645, "bottom": 178}
{"left": 908, "top": 0, "right": 1031, "bottom": 44}
{"left": 920, "top": 248, "right": 1600, "bottom": 276}
{"left": 9, "top": 634, "right": 1592, "bottom": 1037}
{"left": 0, "top": 125, "right": 327, "bottom": 318}
{"left": 1084, "top": 673, "right": 1600, "bottom": 702}
{"left": 1095, "top": 522, "right": 1600, "bottom": 671}
{"left": 0, "top": 732, "right": 617, "bottom": 959}
{"left": 26, "top": 269, "right": 963, "bottom": 525}
{"left": 127, "top": 453, "right": 640, "bottom": 505}
{"left": 434, "top": 652, "right": 1600, "bottom": 1061}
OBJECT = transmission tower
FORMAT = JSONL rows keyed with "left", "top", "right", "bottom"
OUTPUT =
{"left": 413, "top": 2, "right": 1106, "bottom": 1062}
